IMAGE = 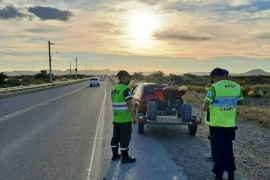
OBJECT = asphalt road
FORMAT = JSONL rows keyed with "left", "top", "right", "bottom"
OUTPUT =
{"left": 0, "top": 81, "right": 106, "bottom": 180}
{"left": 0, "top": 79, "right": 187, "bottom": 180}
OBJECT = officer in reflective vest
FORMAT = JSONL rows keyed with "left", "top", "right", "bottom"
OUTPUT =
{"left": 207, "top": 69, "right": 230, "bottom": 161}
{"left": 111, "top": 70, "right": 137, "bottom": 163}
{"left": 202, "top": 68, "right": 244, "bottom": 180}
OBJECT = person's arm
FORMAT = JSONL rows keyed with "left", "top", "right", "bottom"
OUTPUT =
{"left": 124, "top": 88, "right": 137, "bottom": 124}
{"left": 202, "top": 86, "right": 215, "bottom": 111}
{"left": 237, "top": 90, "right": 244, "bottom": 105}
{"left": 202, "top": 103, "right": 210, "bottom": 111}
{"left": 127, "top": 100, "right": 137, "bottom": 124}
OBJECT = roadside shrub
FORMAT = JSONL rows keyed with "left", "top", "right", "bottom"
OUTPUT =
{"left": 241, "top": 85, "right": 252, "bottom": 97}
{"left": 0, "top": 72, "right": 7, "bottom": 86}
{"left": 22, "top": 77, "right": 36, "bottom": 85}
{"left": 247, "top": 91, "right": 263, "bottom": 98}
{"left": 35, "top": 78, "right": 51, "bottom": 84}
{"left": 5, "top": 78, "right": 20, "bottom": 87}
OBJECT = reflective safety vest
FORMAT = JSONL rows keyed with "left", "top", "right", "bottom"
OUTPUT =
{"left": 111, "top": 84, "right": 132, "bottom": 123}
{"left": 207, "top": 80, "right": 241, "bottom": 127}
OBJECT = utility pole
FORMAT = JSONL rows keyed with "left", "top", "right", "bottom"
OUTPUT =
{"left": 91, "top": 66, "right": 92, "bottom": 76}
{"left": 48, "top": 41, "right": 55, "bottom": 82}
{"left": 85, "top": 63, "right": 87, "bottom": 76}
{"left": 69, "top": 63, "right": 71, "bottom": 78}
{"left": 75, "top": 57, "right": 78, "bottom": 80}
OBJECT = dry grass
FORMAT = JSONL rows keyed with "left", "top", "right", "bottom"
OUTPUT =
{"left": 238, "top": 106, "right": 270, "bottom": 127}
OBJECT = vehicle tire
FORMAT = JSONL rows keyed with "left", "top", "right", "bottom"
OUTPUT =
{"left": 147, "top": 102, "right": 158, "bottom": 121}
{"left": 188, "top": 124, "right": 197, "bottom": 135}
{"left": 177, "top": 111, "right": 181, "bottom": 118}
{"left": 138, "top": 121, "right": 144, "bottom": 134}
{"left": 176, "top": 99, "right": 183, "bottom": 118}
{"left": 181, "top": 104, "right": 192, "bottom": 122}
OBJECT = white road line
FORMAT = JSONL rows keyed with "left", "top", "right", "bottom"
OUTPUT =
{"left": 87, "top": 81, "right": 107, "bottom": 180}
{"left": 0, "top": 86, "right": 86, "bottom": 122}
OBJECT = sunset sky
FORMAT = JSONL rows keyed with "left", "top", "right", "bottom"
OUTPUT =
{"left": 0, "top": 0, "right": 270, "bottom": 74}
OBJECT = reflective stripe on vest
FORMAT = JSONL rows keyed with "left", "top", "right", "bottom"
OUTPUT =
{"left": 113, "top": 102, "right": 128, "bottom": 110}
{"left": 212, "top": 96, "right": 238, "bottom": 107}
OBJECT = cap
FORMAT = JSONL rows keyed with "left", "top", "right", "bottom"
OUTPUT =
{"left": 210, "top": 68, "right": 224, "bottom": 83}
{"left": 116, "top": 70, "right": 131, "bottom": 79}
{"left": 210, "top": 68, "right": 224, "bottom": 77}
{"left": 222, "top": 69, "right": 229, "bottom": 75}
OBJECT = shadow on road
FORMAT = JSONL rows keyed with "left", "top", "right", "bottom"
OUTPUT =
{"left": 139, "top": 123, "right": 216, "bottom": 180}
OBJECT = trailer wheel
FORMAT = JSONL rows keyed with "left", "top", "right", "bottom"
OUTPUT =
{"left": 147, "top": 102, "right": 158, "bottom": 121}
{"left": 188, "top": 124, "right": 197, "bottom": 135}
{"left": 181, "top": 104, "right": 192, "bottom": 122}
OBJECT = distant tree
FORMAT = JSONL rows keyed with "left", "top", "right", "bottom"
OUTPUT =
{"left": 35, "top": 70, "right": 49, "bottom": 79}
{"left": 169, "top": 74, "right": 183, "bottom": 85}
{"left": 150, "top": 71, "right": 164, "bottom": 78}
{"left": 40, "top": 70, "right": 47, "bottom": 75}
{"left": 133, "top": 72, "right": 144, "bottom": 81}
{"left": 183, "top": 73, "right": 197, "bottom": 79}
{"left": 0, "top": 72, "right": 7, "bottom": 85}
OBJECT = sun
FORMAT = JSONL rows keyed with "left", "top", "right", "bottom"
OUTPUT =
{"left": 128, "top": 12, "right": 158, "bottom": 40}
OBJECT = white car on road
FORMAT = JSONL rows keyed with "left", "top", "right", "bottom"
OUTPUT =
{"left": 89, "top": 77, "right": 100, "bottom": 87}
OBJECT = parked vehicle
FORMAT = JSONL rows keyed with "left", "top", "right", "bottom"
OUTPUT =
{"left": 132, "top": 83, "right": 165, "bottom": 116}
{"left": 99, "top": 76, "right": 106, "bottom": 81}
{"left": 131, "top": 83, "right": 201, "bottom": 135}
{"left": 89, "top": 77, "right": 100, "bottom": 87}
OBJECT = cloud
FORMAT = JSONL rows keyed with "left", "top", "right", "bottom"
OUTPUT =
{"left": 163, "top": 0, "right": 270, "bottom": 15}
{"left": 0, "top": 5, "right": 31, "bottom": 20}
{"left": 155, "top": 31, "right": 211, "bottom": 41}
{"left": 232, "top": 1, "right": 270, "bottom": 12}
{"left": 253, "top": 32, "right": 270, "bottom": 40}
{"left": 137, "top": 0, "right": 163, "bottom": 5}
{"left": 28, "top": 6, "right": 73, "bottom": 21}
{"left": 106, "top": 8, "right": 127, "bottom": 12}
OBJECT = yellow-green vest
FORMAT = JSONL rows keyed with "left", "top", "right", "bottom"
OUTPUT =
{"left": 111, "top": 84, "right": 132, "bottom": 123}
{"left": 207, "top": 80, "right": 241, "bottom": 127}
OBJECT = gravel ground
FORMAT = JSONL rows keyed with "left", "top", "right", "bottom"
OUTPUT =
{"left": 147, "top": 106, "right": 270, "bottom": 180}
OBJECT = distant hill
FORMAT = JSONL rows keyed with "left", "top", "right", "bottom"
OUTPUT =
{"left": 236, "top": 69, "right": 270, "bottom": 76}
{"left": 188, "top": 69, "right": 270, "bottom": 76}
{"left": 2, "top": 69, "right": 270, "bottom": 76}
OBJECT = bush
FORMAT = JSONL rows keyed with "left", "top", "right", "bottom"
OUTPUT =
{"left": 0, "top": 72, "right": 7, "bottom": 86}
{"left": 5, "top": 78, "right": 20, "bottom": 87}
{"left": 22, "top": 77, "right": 36, "bottom": 85}
{"left": 247, "top": 91, "right": 263, "bottom": 98}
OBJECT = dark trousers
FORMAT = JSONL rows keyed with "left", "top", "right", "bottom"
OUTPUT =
{"left": 209, "top": 126, "right": 236, "bottom": 177}
{"left": 111, "top": 122, "right": 132, "bottom": 152}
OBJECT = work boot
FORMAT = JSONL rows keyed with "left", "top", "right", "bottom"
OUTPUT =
{"left": 121, "top": 156, "right": 136, "bottom": 163}
{"left": 121, "top": 149, "right": 136, "bottom": 163}
{"left": 214, "top": 173, "right": 223, "bottom": 180}
{"left": 111, "top": 154, "right": 121, "bottom": 161}
{"left": 111, "top": 147, "right": 121, "bottom": 161}
{"left": 228, "top": 171, "right": 234, "bottom": 180}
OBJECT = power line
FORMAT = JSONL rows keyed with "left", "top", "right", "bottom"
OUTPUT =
{"left": 0, "top": 51, "right": 19, "bottom": 56}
